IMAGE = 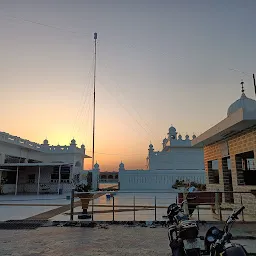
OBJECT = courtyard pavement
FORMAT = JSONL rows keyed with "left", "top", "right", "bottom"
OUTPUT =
{"left": 0, "top": 224, "right": 256, "bottom": 256}
{"left": 1, "top": 192, "right": 256, "bottom": 222}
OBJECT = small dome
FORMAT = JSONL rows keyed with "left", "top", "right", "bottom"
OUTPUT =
{"left": 119, "top": 162, "right": 124, "bottom": 168}
{"left": 81, "top": 144, "right": 85, "bottom": 149}
{"left": 178, "top": 134, "right": 182, "bottom": 140}
{"left": 185, "top": 134, "right": 189, "bottom": 140}
{"left": 192, "top": 134, "right": 196, "bottom": 139}
{"left": 169, "top": 126, "right": 176, "bottom": 133}
{"left": 227, "top": 92, "right": 256, "bottom": 116}
{"left": 149, "top": 143, "right": 153, "bottom": 148}
{"left": 43, "top": 139, "right": 49, "bottom": 145}
{"left": 71, "top": 138, "right": 76, "bottom": 145}
{"left": 94, "top": 162, "right": 99, "bottom": 168}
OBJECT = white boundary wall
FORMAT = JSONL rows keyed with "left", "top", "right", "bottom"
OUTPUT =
{"left": 119, "top": 169, "right": 205, "bottom": 191}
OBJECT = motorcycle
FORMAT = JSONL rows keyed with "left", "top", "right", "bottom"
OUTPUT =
{"left": 204, "top": 206, "right": 248, "bottom": 256}
{"left": 167, "top": 203, "right": 204, "bottom": 256}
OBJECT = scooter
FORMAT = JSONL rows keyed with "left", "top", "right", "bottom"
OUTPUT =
{"left": 204, "top": 206, "right": 248, "bottom": 256}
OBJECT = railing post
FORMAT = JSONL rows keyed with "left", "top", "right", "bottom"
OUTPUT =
{"left": 183, "top": 190, "right": 189, "bottom": 215}
{"left": 112, "top": 196, "right": 115, "bottom": 222}
{"left": 154, "top": 196, "right": 157, "bottom": 221}
{"left": 197, "top": 206, "right": 200, "bottom": 221}
{"left": 70, "top": 189, "right": 74, "bottom": 221}
{"left": 240, "top": 193, "right": 244, "bottom": 222}
{"left": 92, "top": 194, "right": 94, "bottom": 221}
{"left": 133, "top": 195, "right": 136, "bottom": 222}
{"left": 219, "top": 206, "right": 223, "bottom": 221}
{"left": 219, "top": 191, "right": 222, "bottom": 222}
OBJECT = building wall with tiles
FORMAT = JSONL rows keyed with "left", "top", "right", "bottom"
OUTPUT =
{"left": 204, "top": 128, "right": 256, "bottom": 214}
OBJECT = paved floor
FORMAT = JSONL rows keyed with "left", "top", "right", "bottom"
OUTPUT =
{"left": 0, "top": 224, "right": 256, "bottom": 256}
{"left": 1, "top": 193, "right": 256, "bottom": 223}
{"left": 0, "top": 194, "right": 72, "bottom": 221}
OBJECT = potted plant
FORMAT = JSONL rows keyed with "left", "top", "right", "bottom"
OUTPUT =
{"left": 75, "top": 183, "right": 94, "bottom": 218}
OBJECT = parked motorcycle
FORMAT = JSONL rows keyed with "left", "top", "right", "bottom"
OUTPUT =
{"left": 204, "top": 206, "right": 248, "bottom": 256}
{"left": 167, "top": 203, "right": 204, "bottom": 256}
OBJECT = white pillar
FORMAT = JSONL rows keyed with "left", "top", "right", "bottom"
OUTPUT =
{"left": 58, "top": 165, "right": 61, "bottom": 194}
{"left": 15, "top": 166, "right": 19, "bottom": 195}
{"left": 37, "top": 166, "right": 41, "bottom": 195}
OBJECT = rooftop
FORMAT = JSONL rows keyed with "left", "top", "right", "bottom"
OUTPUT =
{"left": 192, "top": 84, "right": 256, "bottom": 147}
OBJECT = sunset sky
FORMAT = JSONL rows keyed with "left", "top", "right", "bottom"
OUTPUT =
{"left": 1, "top": 1, "right": 256, "bottom": 171}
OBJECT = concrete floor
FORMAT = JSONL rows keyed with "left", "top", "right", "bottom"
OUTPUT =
{"left": 0, "top": 224, "right": 255, "bottom": 256}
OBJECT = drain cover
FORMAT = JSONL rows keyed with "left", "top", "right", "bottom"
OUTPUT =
{"left": 0, "top": 220, "right": 49, "bottom": 230}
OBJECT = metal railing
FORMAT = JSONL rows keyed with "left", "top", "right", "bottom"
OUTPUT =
{"left": 69, "top": 190, "right": 256, "bottom": 222}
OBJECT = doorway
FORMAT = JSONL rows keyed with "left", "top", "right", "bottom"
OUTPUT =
{"left": 222, "top": 157, "right": 234, "bottom": 203}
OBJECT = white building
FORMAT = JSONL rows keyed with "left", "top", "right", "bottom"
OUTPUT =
{"left": 118, "top": 126, "right": 205, "bottom": 191}
{"left": 0, "top": 132, "right": 90, "bottom": 195}
{"left": 148, "top": 126, "right": 204, "bottom": 170}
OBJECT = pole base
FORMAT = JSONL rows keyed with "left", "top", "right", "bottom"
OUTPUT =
{"left": 78, "top": 214, "right": 91, "bottom": 220}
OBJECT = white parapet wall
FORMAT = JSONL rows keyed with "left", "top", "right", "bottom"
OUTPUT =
{"left": 119, "top": 169, "right": 205, "bottom": 191}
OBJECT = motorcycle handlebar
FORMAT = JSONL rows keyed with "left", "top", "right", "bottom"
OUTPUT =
{"left": 232, "top": 206, "right": 245, "bottom": 219}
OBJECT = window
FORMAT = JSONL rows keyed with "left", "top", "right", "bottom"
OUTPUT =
{"left": 51, "top": 165, "right": 70, "bottom": 183}
{"left": 208, "top": 160, "right": 219, "bottom": 184}
{"left": 236, "top": 151, "right": 256, "bottom": 186}
{"left": 5, "top": 155, "right": 25, "bottom": 163}
{"left": 28, "top": 174, "right": 36, "bottom": 183}
{"left": 3, "top": 171, "right": 17, "bottom": 184}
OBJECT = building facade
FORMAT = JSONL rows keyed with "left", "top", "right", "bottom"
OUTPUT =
{"left": 118, "top": 126, "right": 205, "bottom": 191}
{"left": 147, "top": 126, "right": 204, "bottom": 170}
{"left": 0, "top": 132, "right": 90, "bottom": 194}
{"left": 192, "top": 84, "right": 256, "bottom": 214}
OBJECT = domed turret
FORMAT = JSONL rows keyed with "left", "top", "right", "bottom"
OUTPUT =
{"left": 163, "top": 138, "right": 168, "bottom": 143}
{"left": 70, "top": 138, "right": 76, "bottom": 145}
{"left": 119, "top": 161, "right": 124, "bottom": 168}
{"left": 227, "top": 82, "right": 256, "bottom": 116}
{"left": 119, "top": 161, "right": 125, "bottom": 171}
{"left": 192, "top": 134, "right": 196, "bottom": 139}
{"left": 43, "top": 138, "right": 49, "bottom": 145}
{"left": 81, "top": 144, "right": 85, "bottom": 149}
{"left": 148, "top": 143, "right": 154, "bottom": 155}
{"left": 178, "top": 134, "right": 182, "bottom": 140}
{"left": 185, "top": 134, "right": 190, "bottom": 140}
{"left": 168, "top": 126, "right": 177, "bottom": 140}
{"left": 94, "top": 162, "right": 99, "bottom": 169}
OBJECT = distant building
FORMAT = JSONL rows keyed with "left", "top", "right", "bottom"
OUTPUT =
{"left": 147, "top": 126, "right": 204, "bottom": 171}
{"left": 0, "top": 132, "right": 90, "bottom": 194}
{"left": 118, "top": 126, "right": 205, "bottom": 191}
{"left": 192, "top": 82, "right": 256, "bottom": 214}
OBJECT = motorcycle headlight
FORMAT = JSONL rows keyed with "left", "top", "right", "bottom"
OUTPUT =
{"left": 212, "top": 228, "right": 220, "bottom": 236}
{"left": 207, "top": 235, "right": 215, "bottom": 243}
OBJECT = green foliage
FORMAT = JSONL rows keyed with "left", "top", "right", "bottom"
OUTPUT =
{"left": 172, "top": 179, "right": 206, "bottom": 191}
{"left": 75, "top": 183, "right": 91, "bottom": 192}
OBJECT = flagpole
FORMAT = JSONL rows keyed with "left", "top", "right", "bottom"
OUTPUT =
{"left": 92, "top": 32, "right": 97, "bottom": 170}
{"left": 253, "top": 74, "right": 256, "bottom": 98}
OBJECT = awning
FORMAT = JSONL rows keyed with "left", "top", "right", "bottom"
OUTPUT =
{"left": 0, "top": 162, "right": 73, "bottom": 167}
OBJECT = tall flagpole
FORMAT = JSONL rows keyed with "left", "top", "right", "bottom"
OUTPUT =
{"left": 253, "top": 74, "right": 256, "bottom": 98}
{"left": 92, "top": 32, "right": 97, "bottom": 170}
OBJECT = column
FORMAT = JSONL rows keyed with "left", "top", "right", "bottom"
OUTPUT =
{"left": 15, "top": 166, "right": 19, "bottom": 195}
{"left": 37, "top": 166, "right": 41, "bottom": 195}
{"left": 58, "top": 165, "right": 61, "bottom": 194}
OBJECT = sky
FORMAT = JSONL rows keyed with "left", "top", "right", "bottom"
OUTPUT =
{"left": 1, "top": 0, "right": 256, "bottom": 171}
